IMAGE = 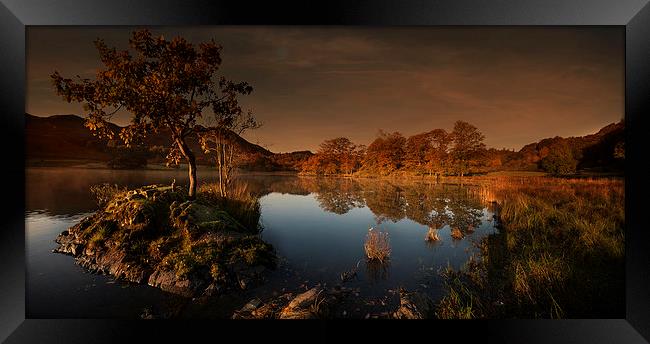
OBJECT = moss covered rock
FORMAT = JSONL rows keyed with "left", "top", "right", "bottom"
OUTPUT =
{"left": 54, "top": 184, "right": 276, "bottom": 298}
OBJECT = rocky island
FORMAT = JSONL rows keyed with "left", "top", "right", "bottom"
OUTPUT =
{"left": 54, "top": 184, "right": 276, "bottom": 298}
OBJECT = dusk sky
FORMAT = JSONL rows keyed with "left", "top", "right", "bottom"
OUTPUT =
{"left": 27, "top": 26, "right": 623, "bottom": 153}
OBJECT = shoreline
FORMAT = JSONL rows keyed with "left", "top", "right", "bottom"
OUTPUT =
{"left": 26, "top": 160, "right": 622, "bottom": 179}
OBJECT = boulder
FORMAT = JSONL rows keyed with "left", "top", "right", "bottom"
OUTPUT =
{"left": 279, "top": 287, "right": 326, "bottom": 319}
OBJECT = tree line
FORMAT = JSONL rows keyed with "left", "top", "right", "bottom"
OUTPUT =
{"left": 302, "top": 121, "right": 489, "bottom": 177}
{"left": 299, "top": 117, "right": 619, "bottom": 178}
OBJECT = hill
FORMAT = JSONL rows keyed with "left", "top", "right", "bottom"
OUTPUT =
{"left": 494, "top": 120, "right": 624, "bottom": 173}
{"left": 26, "top": 113, "right": 312, "bottom": 170}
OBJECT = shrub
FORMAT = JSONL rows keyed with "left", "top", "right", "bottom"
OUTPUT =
{"left": 364, "top": 228, "right": 391, "bottom": 262}
{"left": 539, "top": 142, "right": 577, "bottom": 175}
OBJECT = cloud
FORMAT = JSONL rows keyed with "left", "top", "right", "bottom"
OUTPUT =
{"left": 27, "top": 26, "right": 623, "bottom": 152}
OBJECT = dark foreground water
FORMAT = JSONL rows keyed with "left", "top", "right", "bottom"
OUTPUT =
{"left": 26, "top": 167, "right": 498, "bottom": 318}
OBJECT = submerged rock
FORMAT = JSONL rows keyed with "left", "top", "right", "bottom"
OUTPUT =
{"left": 232, "top": 284, "right": 435, "bottom": 319}
{"left": 279, "top": 287, "right": 323, "bottom": 319}
{"left": 233, "top": 286, "right": 356, "bottom": 319}
{"left": 53, "top": 184, "right": 276, "bottom": 298}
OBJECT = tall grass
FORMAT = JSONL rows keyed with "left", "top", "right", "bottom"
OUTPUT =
{"left": 364, "top": 228, "right": 391, "bottom": 263}
{"left": 437, "top": 176, "right": 625, "bottom": 318}
{"left": 90, "top": 183, "right": 127, "bottom": 207}
{"left": 197, "top": 182, "right": 262, "bottom": 232}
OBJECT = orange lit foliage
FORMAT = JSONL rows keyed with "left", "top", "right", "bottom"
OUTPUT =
{"left": 361, "top": 131, "right": 406, "bottom": 176}
{"left": 301, "top": 137, "right": 364, "bottom": 175}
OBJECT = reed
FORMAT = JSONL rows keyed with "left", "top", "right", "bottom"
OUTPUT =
{"left": 436, "top": 176, "right": 624, "bottom": 318}
{"left": 364, "top": 228, "right": 391, "bottom": 262}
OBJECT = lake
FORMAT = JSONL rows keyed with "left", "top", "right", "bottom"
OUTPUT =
{"left": 26, "top": 167, "right": 498, "bottom": 318}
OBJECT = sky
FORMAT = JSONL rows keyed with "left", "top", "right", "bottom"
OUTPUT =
{"left": 27, "top": 26, "right": 624, "bottom": 153}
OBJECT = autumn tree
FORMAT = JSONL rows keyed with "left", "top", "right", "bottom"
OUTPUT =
{"left": 450, "top": 121, "right": 486, "bottom": 177}
{"left": 301, "top": 154, "right": 323, "bottom": 175}
{"left": 199, "top": 111, "right": 260, "bottom": 198}
{"left": 320, "top": 137, "right": 355, "bottom": 175}
{"left": 424, "top": 129, "right": 452, "bottom": 178}
{"left": 301, "top": 137, "right": 364, "bottom": 175}
{"left": 404, "top": 132, "right": 433, "bottom": 173}
{"left": 362, "top": 131, "right": 406, "bottom": 175}
{"left": 51, "top": 29, "right": 252, "bottom": 199}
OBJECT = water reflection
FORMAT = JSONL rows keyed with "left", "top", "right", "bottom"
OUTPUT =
{"left": 366, "top": 260, "right": 390, "bottom": 283}
{"left": 26, "top": 168, "right": 498, "bottom": 317}
{"left": 236, "top": 175, "right": 492, "bottom": 243}
{"left": 425, "top": 227, "right": 441, "bottom": 247}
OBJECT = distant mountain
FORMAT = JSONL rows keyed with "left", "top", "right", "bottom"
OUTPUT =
{"left": 26, "top": 113, "right": 274, "bottom": 166}
{"left": 26, "top": 113, "right": 119, "bottom": 161}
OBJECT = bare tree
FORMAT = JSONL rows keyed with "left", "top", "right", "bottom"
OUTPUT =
{"left": 199, "top": 111, "right": 261, "bottom": 197}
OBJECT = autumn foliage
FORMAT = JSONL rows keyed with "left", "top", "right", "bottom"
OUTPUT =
{"left": 301, "top": 137, "right": 365, "bottom": 175}
{"left": 302, "top": 121, "right": 488, "bottom": 177}
{"left": 301, "top": 119, "right": 624, "bottom": 177}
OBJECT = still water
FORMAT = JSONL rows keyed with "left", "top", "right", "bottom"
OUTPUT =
{"left": 26, "top": 167, "right": 498, "bottom": 318}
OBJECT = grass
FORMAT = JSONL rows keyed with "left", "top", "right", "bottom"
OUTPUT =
{"left": 90, "top": 183, "right": 127, "bottom": 207}
{"left": 436, "top": 264, "right": 481, "bottom": 319}
{"left": 198, "top": 182, "right": 262, "bottom": 232}
{"left": 364, "top": 228, "right": 391, "bottom": 263}
{"left": 436, "top": 176, "right": 624, "bottom": 318}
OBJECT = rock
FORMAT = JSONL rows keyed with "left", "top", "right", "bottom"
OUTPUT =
{"left": 126, "top": 192, "right": 145, "bottom": 201}
{"left": 202, "top": 282, "right": 221, "bottom": 297}
{"left": 279, "top": 287, "right": 322, "bottom": 319}
{"left": 147, "top": 268, "right": 201, "bottom": 298}
{"left": 240, "top": 298, "right": 262, "bottom": 312}
{"left": 238, "top": 277, "right": 250, "bottom": 290}
{"left": 233, "top": 286, "right": 360, "bottom": 319}
{"left": 392, "top": 289, "right": 435, "bottom": 319}
{"left": 141, "top": 308, "right": 155, "bottom": 319}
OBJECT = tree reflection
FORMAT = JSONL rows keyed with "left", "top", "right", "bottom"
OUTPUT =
{"left": 233, "top": 175, "right": 488, "bottom": 244}
{"left": 299, "top": 177, "right": 486, "bottom": 243}
{"left": 311, "top": 178, "right": 365, "bottom": 215}
{"left": 425, "top": 226, "right": 441, "bottom": 248}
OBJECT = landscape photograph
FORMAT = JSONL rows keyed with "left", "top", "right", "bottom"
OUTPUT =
{"left": 25, "top": 26, "right": 624, "bottom": 319}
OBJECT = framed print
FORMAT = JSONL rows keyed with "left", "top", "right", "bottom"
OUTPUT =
{"left": 1, "top": 0, "right": 649, "bottom": 343}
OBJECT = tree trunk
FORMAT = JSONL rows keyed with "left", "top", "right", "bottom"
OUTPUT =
{"left": 218, "top": 158, "right": 224, "bottom": 196}
{"left": 176, "top": 138, "right": 197, "bottom": 200}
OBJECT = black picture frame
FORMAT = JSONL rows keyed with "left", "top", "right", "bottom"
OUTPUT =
{"left": 1, "top": 0, "right": 649, "bottom": 343}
